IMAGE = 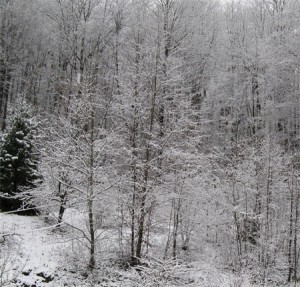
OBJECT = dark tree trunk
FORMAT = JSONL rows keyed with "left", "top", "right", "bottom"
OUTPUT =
{"left": 57, "top": 182, "right": 68, "bottom": 225}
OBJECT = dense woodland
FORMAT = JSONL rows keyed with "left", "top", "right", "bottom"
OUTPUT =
{"left": 1, "top": 0, "right": 300, "bottom": 285}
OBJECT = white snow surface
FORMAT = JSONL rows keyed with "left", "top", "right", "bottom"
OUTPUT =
{"left": 0, "top": 213, "right": 66, "bottom": 286}
{"left": 0, "top": 212, "right": 274, "bottom": 287}
{"left": 0, "top": 213, "right": 134, "bottom": 286}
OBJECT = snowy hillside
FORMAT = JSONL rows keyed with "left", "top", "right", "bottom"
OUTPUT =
{"left": 0, "top": 213, "right": 69, "bottom": 286}
{"left": 3, "top": 0, "right": 300, "bottom": 285}
{"left": 0, "top": 213, "right": 128, "bottom": 286}
{"left": 0, "top": 213, "right": 254, "bottom": 287}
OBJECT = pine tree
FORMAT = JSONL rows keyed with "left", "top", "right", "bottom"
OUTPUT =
{"left": 0, "top": 100, "right": 40, "bottom": 214}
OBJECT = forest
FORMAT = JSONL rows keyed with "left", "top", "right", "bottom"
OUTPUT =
{"left": 1, "top": 0, "right": 300, "bottom": 286}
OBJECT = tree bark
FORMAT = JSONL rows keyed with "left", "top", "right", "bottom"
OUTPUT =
{"left": 57, "top": 182, "right": 68, "bottom": 225}
{"left": 288, "top": 184, "right": 294, "bottom": 282}
{"left": 88, "top": 95, "right": 95, "bottom": 270}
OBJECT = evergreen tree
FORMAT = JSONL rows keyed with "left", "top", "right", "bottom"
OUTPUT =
{"left": 0, "top": 100, "right": 40, "bottom": 214}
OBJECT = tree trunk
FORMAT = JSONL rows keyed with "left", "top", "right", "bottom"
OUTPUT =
{"left": 164, "top": 200, "right": 174, "bottom": 259}
{"left": 0, "top": 64, "right": 11, "bottom": 131}
{"left": 288, "top": 185, "right": 294, "bottom": 282}
{"left": 135, "top": 38, "right": 158, "bottom": 262}
{"left": 57, "top": 182, "right": 68, "bottom": 225}
{"left": 130, "top": 119, "right": 138, "bottom": 265}
{"left": 88, "top": 96, "right": 95, "bottom": 270}
{"left": 293, "top": 181, "right": 299, "bottom": 282}
{"left": 232, "top": 182, "right": 242, "bottom": 269}
{"left": 135, "top": 168, "right": 149, "bottom": 261}
{"left": 172, "top": 198, "right": 180, "bottom": 259}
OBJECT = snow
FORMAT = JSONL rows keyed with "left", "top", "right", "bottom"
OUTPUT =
{"left": 0, "top": 212, "right": 272, "bottom": 286}
{"left": 0, "top": 212, "right": 133, "bottom": 286}
{"left": 0, "top": 213, "right": 67, "bottom": 286}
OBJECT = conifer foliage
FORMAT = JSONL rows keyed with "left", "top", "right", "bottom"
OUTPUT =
{"left": 0, "top": 100, "right": 40, "bottom": 214}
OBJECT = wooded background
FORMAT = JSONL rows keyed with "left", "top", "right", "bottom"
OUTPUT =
{"left": 1, "top": 0, "right": 300, "bottom": 284}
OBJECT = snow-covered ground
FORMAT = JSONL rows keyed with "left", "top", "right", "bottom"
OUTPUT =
{"left": 0, "top": 212, "right": 136, "bottom": 286}
{"left": 0, "top": 212, "right": 267, "bottom": 287}
{"left": 0, "top": 213, "right": 69, "bottom": 286}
